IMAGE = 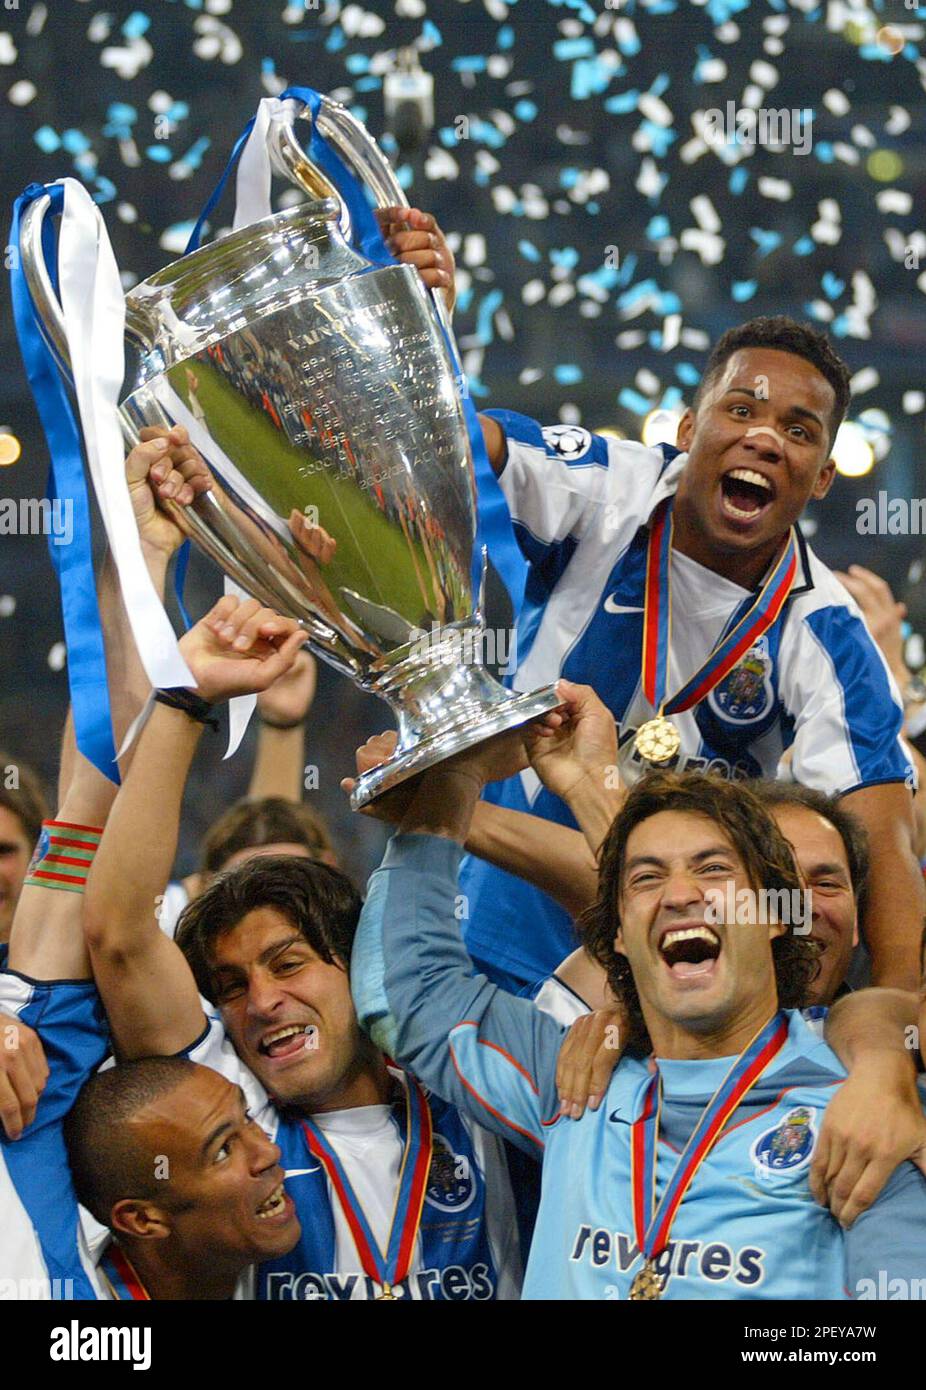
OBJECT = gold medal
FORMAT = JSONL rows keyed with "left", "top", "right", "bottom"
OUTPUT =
{"left": 628, "top": 1258, "right": 664, "bottom": 1301}
{"left": 377, "top": 1283, "right": 397, "bottom": 1300}
{"left": 633, "top": 715, "right": 681, "bottom": 765}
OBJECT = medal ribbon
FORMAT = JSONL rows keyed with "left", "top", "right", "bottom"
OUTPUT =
{"left": 301, "top": 1073, "right": 433, "bottom": 1294}
{"left": 631, "top": 1012, "right": 789, "bottom": 1262}
{"left": 641, "top": 499, "right": 798, "bottom": 716}
{"left": 99, "top": 1243, "right": 151, "bottom": 1301}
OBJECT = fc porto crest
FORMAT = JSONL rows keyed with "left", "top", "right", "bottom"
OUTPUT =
{"left": 708, "top": 638, "right": 774, "bottom": 725}
{"left": 27, "top": 825, "right": 51, "bottom": 876}
{"left": 751, "top": 1106, "right": 817, "bottom": 1173}
{"left": 424, "top": 1133, "right": 476, "bottom": 1213}
{"left": 541, "top": 424, "right": 592, "bottom": 460}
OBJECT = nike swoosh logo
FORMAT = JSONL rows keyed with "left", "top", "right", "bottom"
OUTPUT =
{"left": 603, "top": 595, "right": 644, "bottom": 616}
{"left": 609, "top": 1110, "right": 631, "bottom": 1125}
{"left": 285, "top": 1166, "right": 321, "bottom": 1178}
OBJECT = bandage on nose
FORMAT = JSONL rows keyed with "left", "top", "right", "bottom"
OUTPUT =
{"left": 744, "top": 426, "right": 786, "bottom": 449}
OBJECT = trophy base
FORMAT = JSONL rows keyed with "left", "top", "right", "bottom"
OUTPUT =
{"left": 349, "top": 684, "right": 563, "bottom": 811}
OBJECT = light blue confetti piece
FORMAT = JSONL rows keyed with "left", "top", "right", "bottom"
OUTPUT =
{"left": 858, "top": 43, "right": 890, "bottom": 61}
{"left": 350, "top": 106, "right": 368, "bottom": 127}
{"left": 122, "top": 11, "right": 150, "bottom": 38}
{"left": 518, "top": 239, "right": 542, "bottom": 262}
{"left": 616, "top": 26, "right": 642, "bottom": 56}
{"left": 476, "top": 289, "right": 504, "bottom": 345}
{"left": 830, "top": 314, "right": 849, "bottom": 338}
{"left": 586, "top": 201, "right": 599, "bottom": 214}
{"left": 731, "top": 280, "right": 758, "bottom": 302}
{"left": 146, "top": 145, "right": 173, "bottom": 163}
{"left": 34, "top": 126, "right": 60, "bottom": 153}
{"left": 92, "top": 177, "right": 117, "bottom": 204}
{"left": 469, "top": 118, "right": 506, "bottom": 148}
{"left": 793, "top": 236, "right": 815, "bottom": 256}
{"left": 650, "top": 74, "right": 671, "bottom": 98}
{"left": 345, "top": 53, "right": 369, "bottom": 74}
{"left": 555, "top": 364, "right": 583, "bottom": 384}
{"left": 553, "top": 37, "right": 595, "bottom": 60}
{"left": 619, "top": 387, "right": 655, "bottom": 415}
{"left": 457, "top": 286, "right": 474, "bottom": 313}
{"left": 647, "top": 214, "right": 671, "bottom": 239}
{"left": 639, "top": 120, "right": 676, "bottom": 158}
{"left": 380, "top": 132, "right": 398, "bottom": 155}
{"left": 422, "top": 19, "right": 442, "bottom": 46}
{"left": 467, "top": 376, "right": 490, "bottom": 400}
{"left": 551, "top": 246, "right": 581, "bottom": 269}
{"left": 803, "top": 302, "right": 826, "bottom": 320}
{"left": 572, "top": 57, "right": 619, "bottom": 101}
{"left": 604, "top": 90, "right": 640, "bottom": 115}
{"left": 578, "top": 266, "right": 620, "bottom": 294}
{"left": 814, "top": 142, "right": 834, "bottom": 163}
{"left": 438, "top": 127, "right": 458, "bottom": 149}
{"left": 729, "top": 167, "right": 749, "bottom": 195}
{"left": 660, "top": 386, "right": 683, "bottom": 409}
{"left": 618, "top": 278, "right": 658, "bottom": 310}
{"left": 325, "top": 25, "right": 346, "bottom": 52}
{"left": 107, "top": 103, "right": 137, "bottom": 125}
{"left": 649, "top": 331, "right": 663, "bottom": 349}
{"left": 498, "top": 24, "right": 515, "bottom": 50}
{"left": 451, "top": 55, "right": 487, "bottom": 72}
{"left": 355, "top": 76, "right": 382, "bottom": 92}
{"left": 656, "top": 291, "right": 681, "bottom": 315}
{"left": 676, "top": 362, "right": 701, "bottom": 386}
{"left": 616, "top": 252, "right": 637, "bottom": 287}
{"left": 474, "top": 169, "right": 490, "bottom": 187}
{"left": 546, "top": 0, "right": 597, "bottom": 23}
{"left": 749, "top": 228, "right": 782, "bottom": 258}
{"left": 396, "top": 164, "right": 413, "bottom": 190}
{"left": 560, "top": 168, "right": 579, "bottom": 190}
{"left": 822, "top": 272, "right": 845, "bottom": 300}
{"left": 168, "top": 102, "right": 190, "bottom": 123}
{"left": 181, "top": 136, "right": 211, "bottom": 170}
{"left": 514, "top": 99, "right": 538, "bottom": 121}
{"left": 61, "top": 129, "right": 92, "bottom": 155}
{"left": 646, "top": 0, "right": 677, "bottom": 13}
{"left": 74, "top": 153, "right": 96, "bottom": 177}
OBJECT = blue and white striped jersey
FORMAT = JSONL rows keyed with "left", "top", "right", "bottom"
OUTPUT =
{"left": 463, "top": 412, "right": 913, "bottom": 985}
{"left": 0, "top": 971, "right": 109, "bottom": 1299}
{"left": 353, "top": 833, "right": 926, "bottom": 1301}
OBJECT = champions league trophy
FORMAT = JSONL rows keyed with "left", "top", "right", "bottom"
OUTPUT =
{"left": 18, "top": 94, "right": 559, "bottom": 806}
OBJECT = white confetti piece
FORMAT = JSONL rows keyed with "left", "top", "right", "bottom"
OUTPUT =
{"left": 192, "top": 17, "right": 243, "bottom": 64}
{"left": 117, "top": 202, "right": 138, "bottom": 223}
{"left": 807, "top": 300, "right": 834, "bottom": 322}
{"left": 484, "top": 0, "right": 511, "bottom": 19}
{"left": 0, "top": 33, "right": 17, "bottom": 65}
{"left": 749, "top": 60, "right": 779, "bottom": 89}
{"left": 763, "top": 38, "right": 784, "bottom": 55}
{"left": 119, "top": 138, "right": 141, "bottom": 168}
{"left": 661, "top": 315, "right": 681, "bottom": 352}
{"left": 26, "top": 4, "right": 47, "bottom": 36}
{"left": 823, "top": 89, "right": 851, "bottom": 116}
{"left": 491, "top": 186, "right": 517, "bottom": 214}
{"left": 698, "top": 58, "right": 727, "bottom": 83}
{"left": 849, "top": 367, "right": 879, "bottom": 396}
{"left": 903, "top": 392, "right": 925, "bottom": 414}
{"left": 580, "top": 301, "right": 603, "bottom": 318}
{"left": 886, "top": 106, "right": 911, "bottom": 135}
{"left": 850, "top": 124, "right": 876, "bottom": 148}
{"left": 833, "top": 144, "right": 860, "bottom": 166}
{"left": 716, "top": 23, "right": 740, "bottom": 43}
{"left": 519, "top": 368, "right": 544, "bottom": 385}
{"left": 48, "top": 642, "right": 66, "bottom": 672}
{"left": 876, "top": 190, "right": 913, "bottom": 215}
{"left": 522, "top": 280, "right": 546, "bottom": 305}
{"left": 424, "top": 148, "right": 459, "bottom": 180}
{"left": 741, "top": 83, "right": 764, "bottom": 110}
{"left": 548, "top": 282, "right": 577, "bottom": 307}
{"left": 8, "top": 80, "right": 36, "bottom": 105}
{"left": 463, "top": 234, "right": 487, "bottom": 267}
{"left": 763, "top": 15, "right": 790, "bottom": 34}
{"left": 0, "top": 596, "right": 15, "bottom": 618}
{"left": 636, "top": 368, "right": 661, "bottom": 395}
{"left": 559, "top": 404, "right": 582, "bottom": 425}
{"left": 758, "top": 177, "right": 793, "bottom": 201}
{"left": 341, "top": 4, "right": 385, "bottom": 38}
{"left": 616, "top": 330, "right": 646, "bottom": 349}
{"left": 487, "top": 56, "right": 511, "bottom": 78}
{"left": 101, "top": 36, "right": 153, "bottom": 80}
{"left": 639, "top": 93, "right": 673, "bottom": 127}
{"left": 396, "top": 0, "right": 427, "bottom": 15}
{"left": 475, "top": 150, "right": 500, "bottom": 177}
{"left": 149, "top": 91, "right": 174, "bottom": 114}
{"left": 690, "top": 196, "right": 721, "bottom": 233}
{"left": 681, "top": 327, "right": 709, "bottom": 349}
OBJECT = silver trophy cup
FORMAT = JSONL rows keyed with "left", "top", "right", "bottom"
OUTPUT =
{"left": 20, "top": 95, "right": 559, "bottom": 806}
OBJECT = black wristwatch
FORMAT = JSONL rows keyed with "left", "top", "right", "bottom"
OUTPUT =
{"left": 154, "top": 687, "right": 219, "bottom": 731}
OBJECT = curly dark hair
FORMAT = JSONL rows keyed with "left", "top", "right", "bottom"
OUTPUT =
{"left": 693, "top": 315, "right": 851, "bottom": 446}
{"left": 581, "top": 770, "right": 821, "bottom": 1053}
{"left": 200, "top": 796, "right": 336, "bottom": 875}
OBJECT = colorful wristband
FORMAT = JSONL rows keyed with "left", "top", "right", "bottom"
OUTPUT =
{"left": 24, "top": 820, "right": 103, "bottom": 896}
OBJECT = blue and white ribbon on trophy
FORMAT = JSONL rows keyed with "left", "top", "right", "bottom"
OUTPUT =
{"left": 186, "top": 85, "right": 529, "bottom": 631}
{"left": 9, "top": 180, "right": 194, "bottom": 782}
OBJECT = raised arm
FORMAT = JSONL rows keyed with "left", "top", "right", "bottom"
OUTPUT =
{"left": 83, "top": 596, "right": 305, "bottom": 1058}
{"left": 839, "top": 782, "right": 924, "bottom": 989}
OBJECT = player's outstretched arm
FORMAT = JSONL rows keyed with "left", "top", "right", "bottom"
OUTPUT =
{"left": 83, "top": 596, "right": 306, "bottom": 1058}
{"left": 813, "top": 988, "right": 926, "bottom": 1227}
{"left": 349, "top": 738, "right": 566, "bottom": 1155}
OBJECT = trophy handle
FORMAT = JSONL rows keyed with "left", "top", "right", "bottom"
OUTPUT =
{"left": 267, "top": 96, "right": 454, "bottom": 335}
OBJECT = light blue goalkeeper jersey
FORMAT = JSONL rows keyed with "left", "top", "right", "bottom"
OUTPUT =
{"left": 352, "top": 834, "right": 926, "bottom": 1301}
